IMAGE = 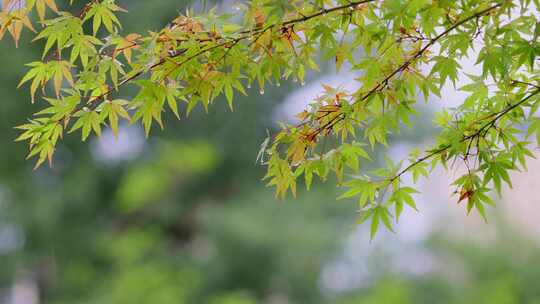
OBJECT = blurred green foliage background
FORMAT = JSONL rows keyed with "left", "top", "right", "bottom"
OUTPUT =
{"left": 1, "top": 1, "right": 540, "bottom": 303}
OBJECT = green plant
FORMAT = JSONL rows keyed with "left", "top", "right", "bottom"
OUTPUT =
{"left": 3, "top": 0, "right": 540, "bottom": 237}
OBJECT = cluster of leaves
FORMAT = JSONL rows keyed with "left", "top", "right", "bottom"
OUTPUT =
{"left": 2, "top": 0, "right": 540, "bottom": 238}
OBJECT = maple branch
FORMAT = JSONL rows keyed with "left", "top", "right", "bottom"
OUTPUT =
{"left": 511, "top": 79, "right": 540, "bottom": 89}
{"left": 357, "top": 3, "right": 502, "bottom": 107}
{"left": 306, "top": 2, "right": 503, "bottom": 139}
{"left": 387, "top": 87, "right": 540, "bottom": 185}
{"left": 70, "top": 0, "right": 378, "bottom": 115}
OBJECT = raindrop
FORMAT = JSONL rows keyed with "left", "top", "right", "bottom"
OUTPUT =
{"left": 300, "top": 81, "right": 306, "bottom": 86}
{"left": 276, "top": 82, "right": 281, "bottom": 87}
{"left": 292, "top": 78, "right": 298, "bottom": 83}
{"left": 247, "top": 83, "right": 251, "bottom": 89}
{"left": 259, "top": 89, "right": 265, "bottom": 95}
